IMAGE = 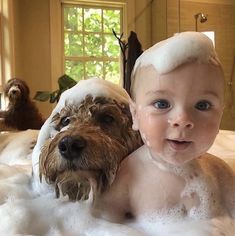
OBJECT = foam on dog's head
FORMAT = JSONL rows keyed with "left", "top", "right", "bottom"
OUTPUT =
{"left": 57, "top": 78, "right": 129, "bottom": 110}
{"left": 32, "top": 78, "right": 130, "bottom": 193}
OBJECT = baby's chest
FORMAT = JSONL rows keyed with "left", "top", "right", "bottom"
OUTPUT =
{"left": 129, "top": 171, "right": 225, "bottom": 220}
{"left": 181, "top": 174, "right": 226, "bottom": 219}
{"left": 129, "top": 171, "right": 186, "bottom": 216}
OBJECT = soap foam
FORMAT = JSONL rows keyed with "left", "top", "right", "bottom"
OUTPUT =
{"left": 132, "top": 31, "right": 220, "bottom": 76}
{"left": 1, "top": 137, "right": 235, "bottom": 235}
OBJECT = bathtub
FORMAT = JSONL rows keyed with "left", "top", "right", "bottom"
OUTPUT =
{"left": 0, "top": 129, "right": 234, "bottom": 236}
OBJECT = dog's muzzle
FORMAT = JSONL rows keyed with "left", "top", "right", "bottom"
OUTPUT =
{"left": 8, "top": 86, "right": 21, "bottom": 99}
{"left": 58, "top": 135, "right": 87, "bottom": 160}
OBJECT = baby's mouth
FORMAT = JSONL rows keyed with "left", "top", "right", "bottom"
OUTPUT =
{"left": 167, "top": 139, "right": 192, "bottom": 151}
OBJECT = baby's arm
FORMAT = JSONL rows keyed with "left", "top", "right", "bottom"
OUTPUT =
{"left": 92, "top": 158, "right": 134, "bottom": 223}
{"left": 204, "top": 154, "right": 235, "bottom": 218}
{"left": 219, "top": 161, "right": 235, "bottom": 218}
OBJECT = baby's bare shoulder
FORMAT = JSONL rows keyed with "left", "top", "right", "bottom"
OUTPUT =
{"left": 199, "top": 153, "right": 235, "bottom": 217}
{"left": 119, "top": 145, "right": 148, "bottom": 172}
{"left": 198, "top": 153, "right": 235, "bottom": 177}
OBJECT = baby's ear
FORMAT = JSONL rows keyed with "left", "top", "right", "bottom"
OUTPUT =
{"left": 129, "top": 99, "right": 139, "bottom": 131}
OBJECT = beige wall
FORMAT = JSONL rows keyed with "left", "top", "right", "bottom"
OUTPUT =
{"left": 10, "top": 0, "right": 235, "bottom": 130}
{"left": 12, "top": 0, "right": 52, "bottom": 118}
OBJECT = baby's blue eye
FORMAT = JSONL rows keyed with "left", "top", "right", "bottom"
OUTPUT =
{"left": 195, "top": 101, "right": 212, "bottom": 111}
{"left": 154, "top": 99, "right": 170, "bottom": 109}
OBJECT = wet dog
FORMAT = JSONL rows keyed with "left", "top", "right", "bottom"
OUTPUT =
{"left": 0, "top": 78, "right": 44, "bottom": 131}
{"left": 32, "top": 78, "right": 142, "bottom": 201}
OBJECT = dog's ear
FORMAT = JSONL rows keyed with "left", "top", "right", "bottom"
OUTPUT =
{"left": 100, "top": 162, "right": 119, "bottom": 193}
{"left": 39, "top": 141, "right": 58, "bottom": 184}
{"left": 129, "top": 99, "right": 139, "bottom": 131}
{"left": 20, "top": 80, "right": 30, "bottom": 97}
{"left": 106, "top": 164, "right": 118, "bottom": 185}
{"left": 39, "top": 143, "right": 50, "bottom": 182}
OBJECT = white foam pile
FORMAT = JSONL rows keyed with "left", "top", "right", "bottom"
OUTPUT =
{"left": 0, "top": 146, "right": 235, "bottom": 236}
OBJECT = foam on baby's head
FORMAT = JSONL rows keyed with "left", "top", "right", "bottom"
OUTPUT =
{"left": 133, "top": 31, "right": 220, "bottom": 75}
{"left": 130, "top": 32, "right": 222, "bottom": 97}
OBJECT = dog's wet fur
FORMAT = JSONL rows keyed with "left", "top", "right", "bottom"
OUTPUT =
{"left": 39, "top": 95, "right": 142, "bottom": 201}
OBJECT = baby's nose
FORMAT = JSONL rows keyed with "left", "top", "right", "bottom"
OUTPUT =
{"left": 168, "top": 111, "right": 194, "bottom": 129}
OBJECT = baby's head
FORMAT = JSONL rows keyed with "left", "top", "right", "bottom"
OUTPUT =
{"left": 130, "top": 32, "right": 225, "bottom": 166}
{"left": 130, "top": 31, "right": 223, "bottom": 100}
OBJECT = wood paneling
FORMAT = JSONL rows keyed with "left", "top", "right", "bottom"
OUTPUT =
{"left": 166, "top": 0, "right": 235, "bottom": 130}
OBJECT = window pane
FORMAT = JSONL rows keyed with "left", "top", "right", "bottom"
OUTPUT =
{"left": 84, "top": 34, "right": 102, "bottom": 56}
{"left": 84, "top": 8, "right": 102, "bottom": 32}
{"left": 65, "top": 60, "right": 84, "bottom": 81}
{"left": 86, "top": 61, "right": 103, "bottom": 78}
{"left": 104, "top": 61, "right": 120, "bottom": 84}
{"left": 64, "top": 7, "right": 83, "bottom": 31}
{"left": 64, "top": 33, "right": 83, "bottom": 56}
{"left": 104, "top": 35, "right": 120, "bottom": 57}
{"left": 63, "top": 4, "right": 122, "bottom": 85}
{"left": 103, "top": 9, "right": 120, "bottom": 33}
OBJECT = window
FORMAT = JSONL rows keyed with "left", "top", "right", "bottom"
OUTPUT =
{"left": 63, "top": 2, "right": 123, "bottom": 84}
{"left": 202, "top": 31, "right": 215, "bottom": 46}
{"left": 0, "top": 0, "right": 14, "bottom": 110}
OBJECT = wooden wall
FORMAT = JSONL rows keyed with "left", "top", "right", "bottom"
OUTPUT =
{"left": 132, "top": 0, "right": 235, "bottom": 130}
{"left": 161, "top": 0, "right": 235, "bottom": 130}
{"left": 9, "top": 0, "right": 235, "bottom": 130}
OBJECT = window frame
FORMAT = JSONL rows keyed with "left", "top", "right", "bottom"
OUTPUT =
{"left": 63, "top": 3, "right": 123, "bottom": 83}
{"left": 50, "top": 0, "right": 127, "bottom": 90}
{"left": 61, "top": 1, "right": 124, "bottom": 83}
{"left": 0, "top": 0, "right": 14, "bottom": 109}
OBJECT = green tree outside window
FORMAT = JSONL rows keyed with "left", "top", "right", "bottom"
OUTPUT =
{"left": 63, "top": 5, "right": 122, "bottom": 84}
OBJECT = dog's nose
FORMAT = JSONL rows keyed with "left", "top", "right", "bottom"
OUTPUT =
{"left": 58, "top": 136, "right": 86, "bottom": 160}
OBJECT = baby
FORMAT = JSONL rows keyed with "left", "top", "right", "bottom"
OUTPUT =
{"left": 92, "top": 32, "right": 235, "bottom": 225}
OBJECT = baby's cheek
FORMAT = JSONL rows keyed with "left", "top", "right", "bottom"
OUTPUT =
{"left": 138, "top": 110, "right": 164, "bottom": 147}
{"left": 200, "top": 120, "right": 220, "bottom": 139}
{"left": 140, "top": 125, "right": 160, "bottom": 148}
{"left": 140, "top": 133, "right": 151, "bottom": 147}
{"left": 196, "top": 120, "right": 220, "bottom": 152}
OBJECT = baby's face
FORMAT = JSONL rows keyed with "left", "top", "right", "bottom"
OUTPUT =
{"left": 130, "top": 62, "right": 224, "bottom": 166}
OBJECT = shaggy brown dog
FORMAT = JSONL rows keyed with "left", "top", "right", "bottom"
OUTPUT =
{"left": 39, "top": 95, "right": 142, "bottom": 201}
{"left": 0, "top": 78, "right": 44, "bottom": 131}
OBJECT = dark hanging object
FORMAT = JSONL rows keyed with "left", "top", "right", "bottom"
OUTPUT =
{"left": 126, "top": 31, "right": 143, "bottom": 95}
{"left": 112, "top": 29, "right": 128, "bottom": 87}
{"left": 112, "top": 30, "right": 143, "bottom": 96}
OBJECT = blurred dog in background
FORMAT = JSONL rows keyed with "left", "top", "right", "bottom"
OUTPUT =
{"left": 0, "top": 78, "right": 44, "bottom": 131}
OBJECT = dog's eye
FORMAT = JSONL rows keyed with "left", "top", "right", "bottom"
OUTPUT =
{"left": 99, "top": 114, "right": 114, "bottom": 124}
{"left": 60, "top": 117, "right": 70, "bottom": 127}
